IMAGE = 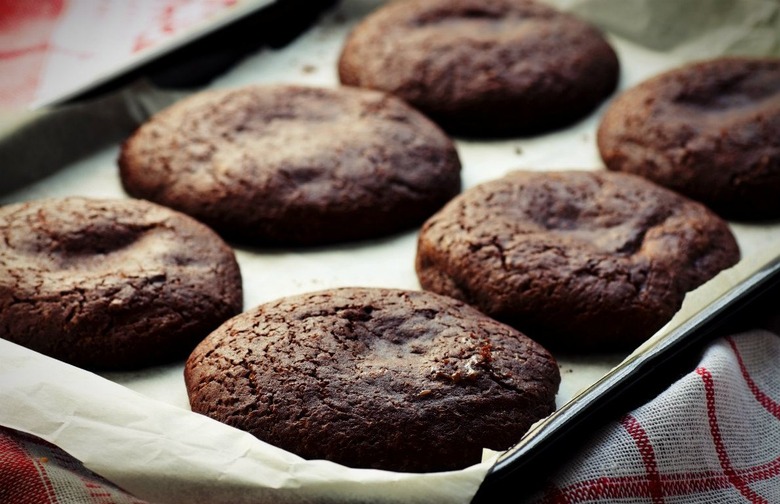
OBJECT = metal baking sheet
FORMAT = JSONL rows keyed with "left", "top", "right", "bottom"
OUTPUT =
{"left": 1, "top": 0, "right": 779, "bottom": 502}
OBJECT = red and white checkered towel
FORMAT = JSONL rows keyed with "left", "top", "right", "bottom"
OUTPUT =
{"left": 524, "top": 330, "right": 780, "bottom": 504}
{"left": 0, "top": 427, "right": 146, "bottom": 504}
{"left": 1, "top": 330, "right": 778, "bottom": 503}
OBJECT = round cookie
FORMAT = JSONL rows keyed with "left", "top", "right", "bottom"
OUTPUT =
{"left": 415, "top": 170, "right": 740, "bottom": 352}
{"left": 184, "top": 287, "right": 560, "bottom": 473}
{"left": 598, "top": 57, "right": 780, "bottom": 220}
{"left": 118, "top": 84, "right": 461, "bottom": 245}
{"left": 0, "top": 197, "right": 243, "bottom": 370}
{"left": 338, "top": 0, "right": 620, "bottom": 136}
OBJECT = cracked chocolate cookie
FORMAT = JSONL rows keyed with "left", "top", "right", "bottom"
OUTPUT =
{"left": 415, "top": 170, "right": 740, "bottom": 351}
{"left": 119, "top": 84, "right": 462, "bottom": 245}
{"left": 184, "top": 287, "right": 559, "bottom": 472}
{"left": 0, "top": 197, "right": 243, "bottom": 370}
{"left": 338, "top": 0, "right": 619, "bottom": 136}
{"left": 598, "top": 57, "right": 780, "bottom": 219}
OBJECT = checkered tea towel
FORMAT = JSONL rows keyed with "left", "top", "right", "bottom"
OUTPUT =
{"left": 524, "top": 330, "right": 780, "bottom": 503}
{"left": 0, "top": 427, "right": 147, "bottom": 504}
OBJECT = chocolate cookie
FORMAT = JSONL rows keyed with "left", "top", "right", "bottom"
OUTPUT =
{"left": 0, "top": 197, "right": 243, "bottom": 369}
{"left": 598, "top": 57, "right": 780, "bottom": 220}
{"left": 184, "top": 287, "right": 560, "bottom": 472}
{"left": 415, "top": 170, "right": 740, "bottom": 351}
{"left": 118, "top": 84, "right": 461, "bottom": 245}
{"left": 338, "top": 0, "right": 620, "bottom": 136}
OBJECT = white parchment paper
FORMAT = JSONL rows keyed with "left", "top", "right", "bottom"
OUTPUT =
{"left": 1, "top": 0, "right": 779, "bottom": 502}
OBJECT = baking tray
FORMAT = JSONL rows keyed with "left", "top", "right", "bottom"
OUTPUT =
{"left": 1, "top": 0, "right": 779, "bottom": 502}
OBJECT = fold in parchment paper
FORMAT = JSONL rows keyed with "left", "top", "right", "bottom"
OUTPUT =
{"left": 1, "top": 0, "right": 779, "bottom": 503}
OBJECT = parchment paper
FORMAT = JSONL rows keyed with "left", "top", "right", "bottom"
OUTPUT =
{"left": 1, "top": 0, "right": 779, "bottom": 502}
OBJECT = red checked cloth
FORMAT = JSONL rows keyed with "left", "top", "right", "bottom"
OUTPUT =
{"left": 525, "top": 330, "right": 780, "bottom": 504}
{"left": 1, "top": 330, "right": 777, "bottom": 503}
{"left": 0, "top": 428, "right": 147, "bottom": 504}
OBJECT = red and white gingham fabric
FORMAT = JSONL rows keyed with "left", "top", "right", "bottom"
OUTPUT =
{"left": 1, "top": 330, "right": 777, "bottom": 503}
{"left": 0, "top": 427, "right": 147, "bottom": 504}
{"left": 525, "top": 330, "right": 780, "bottom": 504}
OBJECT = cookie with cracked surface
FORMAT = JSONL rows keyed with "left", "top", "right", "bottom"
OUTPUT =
{"left": 119, "top": 84, "right": 461, "bottom": 245}
{"left": 415, "top": 170, "right": 740, "bottom": 352}
{"left": 338, "top": 0, "right": 619, "bottom": 136}
{"left": 598, "top": 57, "right": 780, "bottom": 220}
{"left": 184, "top": 287, "right": 559, "bottom": 472}
{"left": 0, "top": 197, "right": 243, "bottom": 370}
